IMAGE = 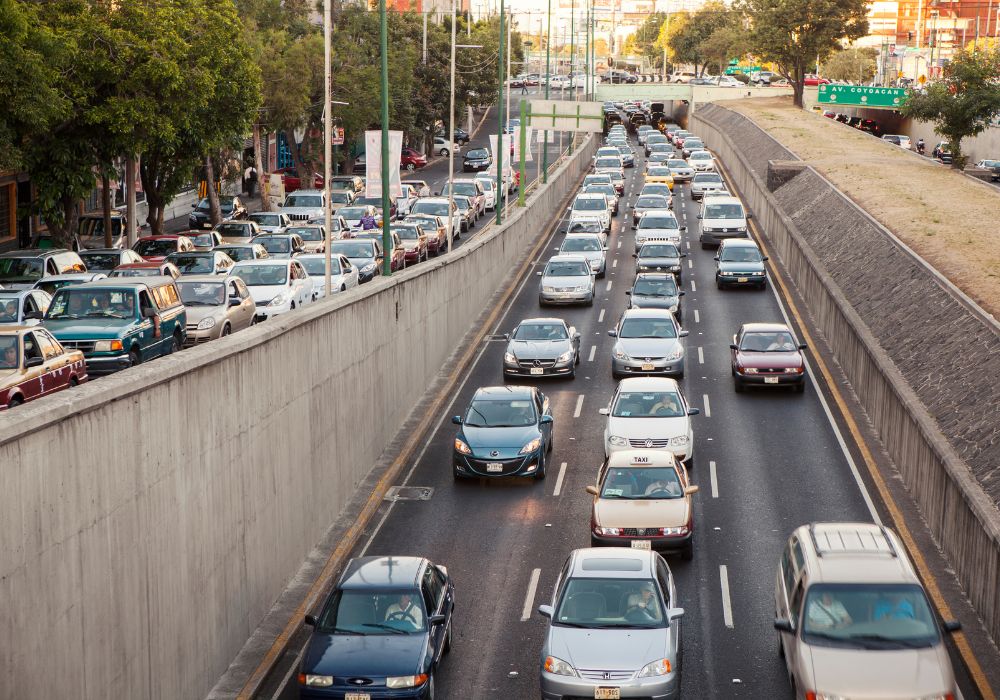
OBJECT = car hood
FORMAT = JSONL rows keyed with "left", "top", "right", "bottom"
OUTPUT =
{"left": 302, "top": 632, "right": 428, "bottom": 678}
{"left": 637, "top": 256, "right": 681, "bottom": 267}
{"left": 244, "top": 283, "right": 289, "bottom": 303}
{"left": 594, "top": 497, "right": 689, "bottom": 528}
{"left": 542, "top": 275, "right": 592, "bottom": 289}
{"left": 806, "top": 643, "right": 952, "bottom": 696}
{"left": 736, "top": 350, "right": 801, "bottom": 369}
{"left": 607, "top": 416, "right": 688, "bottom": 440}
{"left": 617, "top": 338, "right": 680, "bottom": 357}
{"left": 462, "top": 424, "right": 539, "bottom": 455}
{"left": 184, "top": 305, "right": 227, "bottom": 324}
{"left": 637, "top": 228, "right": 680, "bottom": 238}
{"left": 718, "top": 260, "right": 764, "bottom": 273}
{"left": 345, "top": 256, "right": 377, "bottom": 268}
{"left": 508, "top": 339, "right": 570, "bottom": 360}
{"left": 630, "top": 294, "right": 679, "bottom": 309}
{"left": 190, "top": 210, "right": 210, "bottom": 219}
{"left": 45, "top": 317, "right": 136, "bottom": 339}
{"left": 565, "top": 251, "right": 604, "bottom": 264}
{"left": 547, "top": 627, "right": 668, "bottom": 672}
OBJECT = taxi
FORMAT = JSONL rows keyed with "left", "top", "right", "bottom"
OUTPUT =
{"left": 586, "top": 450, "right": 698, "bottom": 560}
{"left": 1, "top": 326, "right": 88, "bottom": 409}
{"left": 644, "top": 165, "right": 676, "bottom": 190}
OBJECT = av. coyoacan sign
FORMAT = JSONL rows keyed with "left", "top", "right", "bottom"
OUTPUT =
{"left": 818, "top": 84, "right": 908, "bottom": 109}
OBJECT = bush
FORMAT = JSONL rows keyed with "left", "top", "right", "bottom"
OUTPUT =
{"left": 731, "top": 72, "right": 751, "bottom": 84}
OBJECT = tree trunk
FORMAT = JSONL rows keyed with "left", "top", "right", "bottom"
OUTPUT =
{"left": 125, "top": 156, "right": 138, "bottom": 246}
{"left": 285, "top": 127, "right": 304, "bottom": 179}
{"left": 205, "top": 155, "right": 222, "bottom": 226}
{"left": 140, "top": 152, "right": 164, "bottom": 236}
{"left": 101, "top": 172, "right": 114, "bottom": 248}
{"left": 253, "top": 122, "right": 270, "bottom": 212}
{"left": 792, "top": 62, "right": 805, "bottom": 108}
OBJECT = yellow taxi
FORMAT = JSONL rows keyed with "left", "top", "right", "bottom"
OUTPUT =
{"left": 644, "top": 165, "right": 676, "bottom": 190}
{"left": 586, "top": 450, "right": 697, "bottom": 559}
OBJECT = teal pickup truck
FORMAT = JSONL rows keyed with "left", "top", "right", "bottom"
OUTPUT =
{"left": 42, "top": 277, "right": 186, "bottom": 375}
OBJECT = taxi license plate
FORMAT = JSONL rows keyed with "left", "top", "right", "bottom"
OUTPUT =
{"left": 764, "top": 376, "right": 779, "bottom": 384}
{"left": 486, "top": 463, "right": 504, "bottom": 472}
{"left": 345, "top": 694, "right": 370, "bottom": 700}
{"left": 595, "top": 688, "right": 621, "bottom": 700}
{"left": 641, "top": 363, "right": 655, "bottom": 371}
{"left": 631, "top": 540, "right": 651, "bottom": 550}
{"left": 530, "top": 367, "right": 544, "bottom": 375}
{"left": 737, "top": 277, "right": 748, "bottom": 283}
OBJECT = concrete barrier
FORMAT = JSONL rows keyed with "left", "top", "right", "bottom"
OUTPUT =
{"left": 0, "top": 136, "right": 597, "bottom": 700}
{"left": 691, "top": 103, "right": 1000, "bottom": 647}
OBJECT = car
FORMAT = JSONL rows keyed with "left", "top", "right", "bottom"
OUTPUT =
{"left": 687, "top": 150, "right": 715, "bottom": 172}
{"left": 730, "top": 322, "right": 806, "bottom": 392}
{"left": 462, "top": 147, "right": 493, "bottom": 172}
{"left": 296, "top": 253, "right": 361, "bottom": 297}
{"left": 187, "top": 230, "right": 224, "bottom": 251}
{"left": 327, "top": 189, "right": 357, "bottom": 213}
{"left": 638, "top": 183, "right": 673, "bottom": 202}
{"left": 329, "top": 239, "right": 383, "bottom": 283}
{"left": 230, "top": 258, "right": 315, "bottom": 320}
{"left": 392, "top": 223, "right": 429, "bottom": 264}
{"left": 410, "top": 198, "right": 460, "bottom": 242}
{"left": 188, "top": 196, "right": 247, "bottom": 230}
{"left": 690, "top": 172, "right": 727, "bottom": 200}
{"left": 608, "top": 308, "right": 687, "bottom": 379}
{"left": 0, "top": 250, "right": 88, "bottom": 291}
{"left": 646, "top": 153, "right": 673, "bottom": 170}
{"left": 351, "top": 230, "right": 407, "bottom": 272}
{"left": 401, "top": 147, "right": 428, "bottom": 171}
{"left": 473, "top": 175, "right": 499, "bottom": 210}
{"left": 437, "top": 126, "right": 470, "bottom": 144}
{"left": 299, "top": 555, "right": 454, "bottom": 700}
{"left": 586, "top": 450, "right": 698, "bottom": 557}
{"left": 713, "top": 75, "right": 742, "bottom": 87}
{"left": 595, "top": 146, "right": 623, "bottom": 162}
{"left": 569, "top": 193, "right": 611, "bottom": 232}
{"left": 634, "top": 211, "right": 683, "bottom": 253}
{"left": 132, "top": 235, "right": 196, "bottom": 262}
{"left": 631, "top": 195, "right": 671, "bottom": 230}
{"left": 680, "top": 138, "right": 705, "bottom": 158}
{"left": 615, "top": 145, "right": 636, "bottom": 168}
{"left": 802, "top": 74, "right": 830, "bottom": 86}
{"left": 644, "top": 133, "right": 669, "bottom": 156}
{"left": 976, "top": 158, "right": 1000, "bottom": 180}
{"left": 932, "top": 141, "right": 953, "bottom": 163}
{"left": 0, "top": 289, "right": 52, "bottom": 327}
{"left": 451, "top": 194, "right": 477, "bottom": 233}
{"left": 338, "top": 204, "right": 380, "bottom": 231}
{"left": 750, "top": 70, "right": 777, "bottom": 85}
{"left": 43, "top": 277, "right": 186, "bottom": 373}
{"left": 559, "top": 233, "right": 607, "bottom": 278}
{"left": 165, "top": 251, "right": 235, "bottom": 276}
{"left": 880, "top": 134, "right": 912, "bottom": 150}
{"left": 715, "top": 238, "right": 767, "bottom": 289}
{"left": 538, "top": 255, "right": 595, "bottom": 306}
{"left": 354, "top": 195, "right": 398, "bottom": 222}
{"left": 281, "top": 189, "right": 328, "bottom": 223}
{"left": 671, "top": 70, "right": 697, "bottom": 82}
{"left": 78, "top": 248, "right": 145, "bottom": 274}
{"left": 582, "top": 173, "right": 614, "bottom": 190}
{"left": 252, "top": 233, "right": 307, "bottom": 259}
{"left": 31, "top": 272, "right": 108, "bottom": 296}
{"left": 775, "top": 523, "right": 961, "bottom": 700}
{"left": 647, "top": 143, "right": 674, "bottom": 159}
{"left": 328, "top": 175, "right": 364, "bottom": 194}
{"left": 698, "top": 195, "right": 749, "bottom": 248}
{"left": 537, "top": 547, "right": 684, "bottom": 700}
{"left": 281, "top": 225, "right": 326, "bottom": 254}
{"left": 393, "top": 184, "right": 420, "bottom": 218}
{"left": 583, "top": 183, "right": 619, "bottom": 217}
{"left": 74, "top": 212, "right": 129, "bottom": 250}
{"left": 672, "top": 131, "right": 693, "bottom": 148}
{"left": 600, "top": 376, "right": 698, "bottom": 464}
{"left": 175, "top": 275, "right": 256, "bottom": 346}
{"left": 502, "top": 318, "right": 581, "bottom": 380}
{"left": 404, "top": 214, "right": 448, "bottom": 255}
{"left": 433, "top": 136, "right": 460, "bottom": 156}
{"left": 248, "top": 211, "right": 291, "bottom": 234}
{"left": 109, "top": 261, "right": 182, "bottom": 280}
{"left": 627, "top": 273, "right": 685, "bottom": 321}
{"left": 441, "top": 179, "right": 486, "bottom": 219}
{"left": 452, "top": 385, "right": 553, "bottom": 479}
{"left": 644, "top": 166, "right": 676, "bottom": 190}
{"left": 212, "top": 243, "right": 269, "bottom": 263}
{"left": 593, "top": 155, "right": 625, "bottom": 178}
{"left": 273, "top": 166, "right": 323, "bottom": 194}
{"left": 306, "top": 214, "right": 351, "bottom": 240}
{"left": 0, "top": 326, "right": 88, "bottom": 409}
{"left": 564, "top": 219, "right": 607, "bottom": 246}
{"left": 214, "top": 220, "right": 262, "bottom": 243}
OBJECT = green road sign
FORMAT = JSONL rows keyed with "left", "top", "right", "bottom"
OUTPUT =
{"left": 817, "top": 84, "right": 907, "bottom": 108}
{"left": 726, "top": 65, "right": 759, "bottom": 75}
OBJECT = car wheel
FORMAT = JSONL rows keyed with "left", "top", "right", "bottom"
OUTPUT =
{"left": 586, "top": 294, "right": 594, "bottom": 306}
{"left": 69, "top": 376, "right": 79, "bottom": 387}
{"left": 341, "top": 284, "right": 347, "bottom": 292}
{"left": 221, "top": 324, "right": 232, "bottom": 337}
{"left": 290, "top": 302, "right": 296, "bottom": 310}
{"left": 7, "top": 395, "right": 23, "bottom": 408}
{"left": 681, "top": 540, "right": 694, "bottom": 561}
{"left": 716, "top": 279, "right": 723, "bottom": 290}
{"left": 734, "top": 379, "right": 744, "bottom": 393}
{"left": 535, "top": 453, "right": 547, "bottom": 479}
{"left": 128, "top": 349, "right": 141, "bottom": 368}
{"left": 701, "top": 242, "right": 711, "bottom": 250}
{"left": 406, "top": 162, "right": 416, "bottom": 171}
{"left": 440, "top": 149, "right": 448, "bottom": 156}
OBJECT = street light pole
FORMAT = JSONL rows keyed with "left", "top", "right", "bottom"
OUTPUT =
{"left": 495, "top": 0, "right": 506, "bottom": 225}
{"left": 542, "top": 0, "right": 551, "bottom": 183}
{"left": 448, "top": 0, "right": 458, "bottom": 253}
{"left": 323, "top": 0, "right": 332, "bottom": 294}
{"left": 380, "top": 0, "right": 392, "bottom": 277}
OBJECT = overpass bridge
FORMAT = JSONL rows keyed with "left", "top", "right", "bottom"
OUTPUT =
{"left": 594, "top": 83, "right": 794, "bottom": 121}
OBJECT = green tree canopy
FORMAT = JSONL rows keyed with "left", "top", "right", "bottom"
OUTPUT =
{"left": 667, "top": 2, "right": 740, "bottom": 76}
{"left": 821, "top": 47, "right": 877, "bottom": 82}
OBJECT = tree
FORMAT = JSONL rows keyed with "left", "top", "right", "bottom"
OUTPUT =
{"left": 737, "top": 0, "right": 868, "bottom": 106}
{"left": 901, "top": 47, "right": 1000, "bottom": 169}
{"left": 699, "top": 23, "right": 750, "bottom": 74}
{"left": 821, "top": 47, "right": 876, "bottom": 82}
{"left": 625, "top": 12, "right": 668, "bottom": 68}
{"left": 667, "top": 2, "right": 738, "bottom": 76}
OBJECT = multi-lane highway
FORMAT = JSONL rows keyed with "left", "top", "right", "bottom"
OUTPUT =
{"left": 264, "top": 123, "right": 979, "bottom": 699}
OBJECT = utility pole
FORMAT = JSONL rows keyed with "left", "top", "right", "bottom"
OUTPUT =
{"left": 380, "top": 0, "right": 392, "bottom": 276}
{"left": 585, "top": 0, "right": 591, "bottom": 99}
{"left": 542, "top": 0, "right": 551, "bottom": 183}
{"left": 495, "top": 0, "right": 506, "bottom": 224}
{"left": 324, "top": 0, "right": 333, "bottom": 293}
{"left": 423, "top": 11, "right": 428, "bottom": 64}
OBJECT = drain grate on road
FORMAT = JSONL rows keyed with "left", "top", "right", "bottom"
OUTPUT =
{"left": 384, "top": 486, "right": 434, "bottom": 502}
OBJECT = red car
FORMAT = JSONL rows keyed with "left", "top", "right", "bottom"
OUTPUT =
{"left": 730, "top": 322, "right": 807, "bottom": 393}
{"left": 274, "top": 166, "right": 324, "bottom": 194}
{"left": 132, "top": 234, "right": 196, "bottom": 263}
{"left": 0, "top": 326, "right": 88, "bottom": 409}
{"left": 803, "top": 75, "right": 831, "bottom": 86}
{"left": 401, "top": 148, "right": 427, "bottom": 172}
{"left": 109, "top": 261, "right": 182, "bottom": 279}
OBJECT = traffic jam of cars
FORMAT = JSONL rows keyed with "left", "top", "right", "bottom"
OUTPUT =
{"left": 292, "top": 106, "right": 965, "bottom": 700}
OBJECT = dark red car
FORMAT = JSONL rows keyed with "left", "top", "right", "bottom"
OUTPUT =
{"left": 729, "top": 322, "right": 807, "bottom": 393}
{"left": 132, "top": 235, "right": 196, "bottom": 263}
{"left": 401, "top": 147, "right": 427, "bottom": 172}
{"left": 0, "top": 326, "right": 88, "bottom": 409}
{"left": 274, "top": 166, "right": 324, "bottom": 194}
{"left": 802, "top": 75, "right": 831, "bottom": 86}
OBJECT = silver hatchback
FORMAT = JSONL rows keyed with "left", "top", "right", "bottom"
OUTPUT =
{"left": 538, "top": 548, "right": 684, "bottom": 700}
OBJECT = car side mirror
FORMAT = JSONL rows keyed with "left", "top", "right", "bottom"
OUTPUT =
{"left": 687, "top": 407, "right": 700, "bottom": 416}
{"left": 429, "top": 614, "right": 447, "bottom": 625}
{"left": 537, "top": 604, "right": 554, "bottom": 618}
{"left": 434, "top": 191, "right": 441, "bottom": 196}
{"left": 667, "top": 607, "right": 685, "bottom": 621}
{"left": 23, "top": 310, "right": 43, "bottom": 320}
{"left": 729, "top": 343, "right": 738, "bottom": 350}
{"left": 624, "top": 290, "right": 631, "bottom": 296}
{"left": 685, "top": 485, "right": 699, "bottom": 495}
{"left": 762, "top": 256, "right": 769, "bottom": 262}
{"left": 746, "top": 212, "right": 753, "bottom": 219}
{"left": 191, "top": 203, "right": 196, "bottom": 209}
{"left": 304, "top": 614, "right": 317, "bottom": 626}
{"left": 680, "top": 253, "right": 687, "bottom": 258}
{"left": 25, "top": 356, "right": 44, "bottom": 368}
{"left": 773, "top": 618, "right": 794, "bottom": 633}
{"left": 713, "top": 256, "right": 719, "bottom": 261}
{"left": 798, "top": 343, "right": 808, "bottom": 350}
{"left": 503, "top": 333, "right": 510, "bottom": 340}
{"left": 679, "top": 330, "right": 689, "bottom": 337}
{"left": 631, "top": 253, "right": 637, "bottom": 259}
{"left": 585, "top": 485, "right": 599, "bottom": 496}
{"left": 598, "top": 407, "right": 609, "bottom": 415}
{"left": 228, "top": 297, "right": 241, "bottom": 307}
{"left": 451, "top": 415, "right": 462, "bottom": 424}
{"left": 607, "top": 329, "right": 617, "bottom": 337}
{"left": 536, "top": 271, "right": 543, "bottom": 276}
{"left": 943, "top": 620, "right": 962, "bottom": 633}
{"left": 696, "top": 214, "right": 702, "bottom": 219}
{"left": 540, "top": 415, "right": 553, "bottom": 425}
{"left": 678, "top": 291, "right": 685, "bottom": 296}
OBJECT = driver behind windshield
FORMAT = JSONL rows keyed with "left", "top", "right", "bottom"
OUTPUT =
{"left": 0, "top": 338, "right": 17, "bottom": 369}
{"left": 384, "top": 593, "right": 425, "bottom": 630}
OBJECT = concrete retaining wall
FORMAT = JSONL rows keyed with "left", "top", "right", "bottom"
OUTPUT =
{"left": 691, "top": 102, "right": 1000, "bottom": 645}
{"left": 0, "top": 137, "right": 596, "bottom": 700}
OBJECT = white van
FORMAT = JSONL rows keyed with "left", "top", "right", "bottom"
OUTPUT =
{"left": 697, "top": 195, "right": 749, "bottom": 249}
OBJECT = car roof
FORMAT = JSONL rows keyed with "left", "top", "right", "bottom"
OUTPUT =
{"left": 622, "top": 307, "right": 675, "bottom": 319}
{"left": 568, "top": 547, "right": 655, "bottom": 578}
{"left": 719, "top": 238, "right": 758, "bottom": 248}
{"left": 63, "top": 276, "right": 175, "bottom": 289}
{"left": 137, "top": 234, "right": 183, "bottom": 241}
{"left": 167, "top": 250, "right": 214, "bottom": 256}
{"left": 289, "top": 189, "right": 323, "bottom": 195}
{"left": 741, "top": 322, "right": 791, "bottom": 333}
{"left": 575, "top": 192, "right": 607, "bottom": 200}
{"left": 607, "top": 449, "right": 679, "bottom": 470}
{"left": 617, "top": 376, "right": 681, "bottom": 392}
{"left": 517, "top": 317, "right": 567, "bottom": 326}
{"left": 548, "top": 254, "right": 590, "bottom": 264}
{"left": 339, "top": 556, "right": 427, "bottom": 590}
{"left": 702, "top": 195, "right": 741, "bottom": 205}
{"left": 0, "top": 249, "right": 71, "bottom": 259}
{"left": 116, "top": 262, "right": 167, "bottom": 269}
{"left": 80, "top": 248, "right": 126, "bottom": 254}
{"left": 563, "top": 233, "right": 603, "bottom": 240}
{"left": 474, "top": 385, "right": 534, "bottom": 400}
{"left": 0, "top": 289, "right": 32, "bottom": 298}
{"left": 796, "top": 522, "right": 918, "bottom": 584}
{"left": 234, "top": 258, "right": 292, "bottom": 266}
{"left": 176, "top": 274, "right": 228, "bottom": 284}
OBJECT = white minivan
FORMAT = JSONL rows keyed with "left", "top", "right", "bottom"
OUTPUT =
{"left": 697, "top": 195, "right": 749, "bottom": 249}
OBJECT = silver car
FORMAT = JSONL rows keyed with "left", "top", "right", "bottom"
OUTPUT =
{"left": 559, "top": 233, "right": 607, "bottom": 278}
{"left": 502, "top": 317, "right": 581, "bottom": 379}
{"left": 609, "top": 307, "right": 687, "bottom": 379}
{"left": 176, "top": 275, "right": 256, "bottom": 346}
{"left": 538, "top": 547, "right": 684, "bottom": 700}
{"left": 690, "top": 172, "right": 727, "bottom": 200}
{"left": 665, "top": 159, "right": 694, "bottom": 183}
{"left": 538, "top": 255, "right": 595, "bottom": 306}
{"left": 634, "top": 210, "right": 683, "bottom": 251}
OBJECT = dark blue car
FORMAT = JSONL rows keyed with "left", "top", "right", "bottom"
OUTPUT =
{"left": 452, "top": 385, "right": 554, "bottom": 479}
{"left": 300, "top": 556, "right": 454, "bottom": 698}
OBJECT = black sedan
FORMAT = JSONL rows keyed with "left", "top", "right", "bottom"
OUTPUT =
{"left": 329, "top": 239, "right": 382, "bottom": 283}
{"left": 634, "top": 242, "right": 685, "bottom": 280}
{"left": 626, "top": 272, "right": 685, "bottom": 322}
{"left": 462, "top": 148, "right": 492, "bottom": 172}
{"left": 300, "top": 555, "right": 454, "bottom": 699}
{"left": 188, "top": 196, "right": 247, "bottom": 230}
{"left": 502, "top": 318, "right": 581, "bottom": 380}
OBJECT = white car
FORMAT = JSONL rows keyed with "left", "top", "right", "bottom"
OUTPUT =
{"left": 687, "top": 150, "right": 716, "bottom": 172}
{"left": 474, "top": 175, "right": 498, "bottom": 210}
{"left": 281, "top": 189, "right": 327, "bottom": 223}
{"left": 569, "top": 193, "right": 612, "bottom": 232}
{"left": 634, "top": 209, "right": 683, "bottom": 251}
{"left": 248, "top": 212, "right": 291, "bottom": 234}
{"left": 637, "top": 126, "right": 656, "bottom": 145}
{"left": 713, "top": 75, "right": 742, "bottom": 87}
{"left": 230, "top": 258, "right": 315, "bottom": 320}
{"left": 0, "top": 289, "right": 51, "bottom": 326}
{"left": 433, "top": 136, "right": 460, "bottom": 156}
{"left": 595, "top": 146, "right": 623, "bottom": 163}
{"left": 296, "top": 253, "right": 360, "bottom": 297}
{"left": 600, "top": 376, "right": 699, "bottom": 464}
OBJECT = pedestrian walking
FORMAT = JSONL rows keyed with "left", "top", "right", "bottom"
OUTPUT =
{"left": 244, "top": 164, "right": 258, "bottom": 198}
{"left": 521, "top": 81, "right": 528, "bottom": 95}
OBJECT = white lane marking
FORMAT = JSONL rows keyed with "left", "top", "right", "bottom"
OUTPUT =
{"left": 690, "top": 280, "right": 697, "bottom": 292}
{"left": 686, "top": 241, "right": 691, "bottom": 250}
{"left": 710, "top": 460, "right": 719, "bottom": 498}
{"left": 694, "top": 309, "right": 700, "bottom": 323}
{"left": 588, "top": 345, "right": 596, "bottom": 362}
{"left": 573, "top": 394, "right": 585, "bottom": 418}
{"left": 703, "top": 394, "right": 712, "bottom": 418}
{"left": 617, "top": 240, "right": 622, "bottom": 249}
{"left": 688, "top": 259, "right": 693, "bottom": 269}
{"left": 720, "top": 565, "right": 734, "bottom": 628}
{"left": 697, "top": 347, "right": 704, "bottom": 364}
{"left": 612, "top": 259, "right": 618, "bottom": 268}
{"left": 521, "top": 568, "right": 542, "bottom": 621}
{"left": 553, "top": 461, "right": 568, "bottom": 496}
{"left": 605, "top": 280, "right": 613, "bottom": 291}
{"left": 598, "top": 309, "right": 605, "bottom": 323}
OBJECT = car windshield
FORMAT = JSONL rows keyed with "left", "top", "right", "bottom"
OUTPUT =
{"left": 685, "top": 140, "right": 704, "bottom": 148}
{"left": 318, "top": 590, "right": 427, "bottom": 635}
{"left": 639, "top": 216, "right": 678, "bottom": 230}
{"left": 478, "top": 179, "right": 494, "bottom": 191}
{"left": 0, "top": 336, "right": 18, "bottom": 368}
{"left": 649, "top": 144, "right": 671, "bottom": 152}
{"left": 47, "top": 289, "right": 135, "bottom": 319}
{"left": 740, "top": 331, "right": 796, "bottom": 352}
{"left": 232, "top": 264, "right": 287, "bottom": 286}
{"left": 79, "top": 253, "right": 120, "bottom": 271}
{"left": 467, "top": 149, "right": 489, "bottom": 159}
{"left": 217, "top": 246, "right": 257, "bottom": 262}
{"left": 287, "top": 227, "right": 324, "bottom": 241}
{"left": 190, "top": 234, "right": 215, "bottom": 248}
{"left": 639, "top": 244, "right": 679, "bottom": 259}
{"left": 167, "top": 254, "right": 213, "bottom": 273}
{"left": 633, "top": 277, "right": 678, "bottom": 297}
{"left": 602, "top": 466, "right": 683, "bottom": 499}
{"left": 801, "top": 583, "right": 939, "bottom": 649}
{"left": 636, "top": 196, "right": 669, "bottom": 209}
{"left": 110, "top": 267, "right": 160, "bottom": 278}
{"left": 194, "top": 198, "right": 211, "bottom": 212}
{"left": 562, "top": 237, "right": 602, "bottom": 252}
{"left": 567, "top": 221, "right": 602, "bottom": 234}
{"left": 612, "top": 390, "right": 684, "bottom": 418}
{"left": 444, "top": 183, "right": 477, "bottom": 197}
{"left": 330, "top": 191, "right": 353, "bottom": 204}
{"left": 648, "top": 135, "right": 667, "bottom": 143}
{"left": 514, "top": 322, "right": 568, "bottom": 340}
{"left": 284, "top": 195, "right": 322, "bottom": 208}
{"left": 595, "top": 158, "right": 621, "bottom": 168}
{"left": 176, "top": 281, "right": 226, "bottom": 306}
{"left": 618, "top": 317, "right": 677, "bottom": 339}
{"left": 299, "top": 257, "right": 333, "bottom": 275}
{"left": 667, "top": 160, "right": 689, "bottom": 168}
{"left": 339, "top": 206, "right": 369, "bottom": 220}
{"left": 255, "top": 237, "right": 291, "bottom": 254}
{"left": 574, "top": 198, "right": 605, "bottom": 211}
{"left": 689, "top": 151, "right": 711, "bottom": 160}
{"left": 584, "top": 176, "right": 612, "bottom": 186}
{"left": 585, "top": 185, "right": 616, "bottom": 198}
{"left": 453, "top": 197, "right": 470, "bottom": 211}
{"left": 464, "top": 398, "right": 537, "bottom": 427}
{"left": 250, "top": 214, "right": 282, "bottom": 226}
{"left": 393, "top": 226, "right": 420, "bottom": 240}
{"left": 695, "top": 173, "right": 723, "bottom": 184}
{"left": 217, "top": 223, "right": 251, "bottom": 238}
{"left": 545, "top": 261, "right": 590, "bottom": 276}
{"left": 720, "top": 246, "right": 761, "bottom": 263}
{"left": 704, "top": 203, "right": 744, "bottom": 219}
{"left": 133, "top": 239, "right": 178, "bottom": 256}
{"left": 555, "top": 578, "right": 665, "bottom": 628}
{"left": 640, "top": 186, "right": 670, "bottom": 197}
{"left": 331, "top": 242, "right": 375, "bottom": 258}
{"left": 647, "top": 167, "right": 671, "bottom": 177}
{"left": 412, "top": 201, "right": 450, "bottom": 217}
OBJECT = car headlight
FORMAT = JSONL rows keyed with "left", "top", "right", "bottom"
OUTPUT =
{"left": 784, "top": 367, "right": 804, "bottom": 373}
{"left": 669, "top": 435, "right": 689, "bottom": 446}
{"left": 637, "top": 658, "right": 673, "bottom": 677}
{"left": 519, "top": 437, "right": 542, "bottom": 454}
{"left": 543, "top": 656, "right": 578, "bottom": 677}
{"left": 386, "top": 674, "right": 429, "bottom": 689}
{"left": 720, "top": 271, "right": 735, "bottom": 277}
{"left": 196, "top": 317, "right": 216, "bottom": 330}
{"left": 454, "top": 438, "right": 472, "bottom": 454}
{"left": 665, "top": 347, "right": 683, "bottom": 361}
{"left": 504, "top": 352, "right": 517, "bottom": 364}
{"left": 670, "top": 265, "right": 681, "bottom": 271}
{"left": 668, "top": 304, "right": 678, "bottom": 312}
{"left": 573, "top": 285, "right": 591, "bottom": 292}
{"left": 542, "top": 285, "right": 556, "bottom": 293}
{"left": 743, "top": 367, "right": 759, "bottom": 374}
{"left": 661, "top": 526, "right": 690, "bottom": 536}
{"left": 556, "top": 350, "right": 574, "bottom": 364}
{"left": 594, "top": 526, "right": 622, "bottom": 536}
{"left": 736, "top": 226, "right": 748, "bottom": 232}
{"left": 94, "top": 340, "right": 124, "bottom": 352}
{"left": 268, "top": 294, "right": 289, "bottom": 307}
{"left": 702, "top": 226, "right": 716, "bottom": 232}
{"left": 613, "top": 346, "right": 629, "bottom": 360}
{"left": 301, "top": 674, "right": 333, "bottom": 687}
{"left": 361, "top": 262, "right": 376, "bottom": 273}
{"left": 608, "top": 435, "right": 628, "bottom": 446}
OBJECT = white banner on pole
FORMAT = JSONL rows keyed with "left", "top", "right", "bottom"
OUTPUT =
{"left": 364, "top": 130, "right": 404, "bottom": 199}
{"left": 487, "top": 134, "right": 514, "bottom": 174}
{"left": 520, "top": 127, "right": 534, "bottom": 162}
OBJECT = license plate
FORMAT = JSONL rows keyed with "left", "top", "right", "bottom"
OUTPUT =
{"left": 641, "top": 363, "right": 655, "bottom": 371}
{"left": 345, "top": 694, "right": 370, "bottom": 700}
{"left": 631, "top": 540, "right": 652, "bottom": 550}
{"left": 486, "top": 463, "right": 504, "bottom": 472}
{"left": 530, "top": 367, "right": 544, "bottom": 375}
{"left": 737, "top": 277, "right": 748, "bottom": 283}
{"left": 764, "top": 376, "right": 779, "bottom": 384}
{"left": 595, "top": 688, "right": 621, "bottom": 700}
